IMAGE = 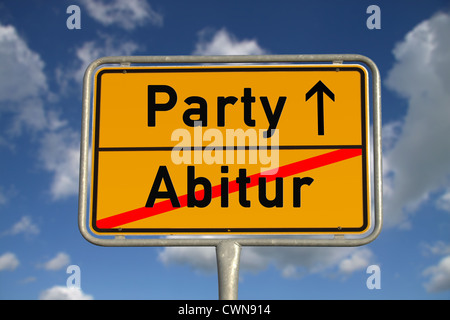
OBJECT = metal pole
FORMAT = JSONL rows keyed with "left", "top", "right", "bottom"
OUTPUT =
{"left": 216, "top": 240, "right": 241, "bottom": 300}
{"left": 79, "top": 54, "right": 382, "bottom": 248}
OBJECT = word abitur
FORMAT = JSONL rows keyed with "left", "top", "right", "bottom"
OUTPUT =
{"left": 145, "top": 165, "right": 314, "bottom": 209}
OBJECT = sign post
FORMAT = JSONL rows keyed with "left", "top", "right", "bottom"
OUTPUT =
{"left": 79, "top": 55, "right": 382, "bottom": 299}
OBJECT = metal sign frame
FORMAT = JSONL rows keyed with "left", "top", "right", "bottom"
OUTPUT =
{"left": 78, "top": 54, "right": 382, "bottom": 249}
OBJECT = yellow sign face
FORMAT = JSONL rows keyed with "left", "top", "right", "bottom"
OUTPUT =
{"left": 90, "top": 65, "right": 370, "bottom": 235}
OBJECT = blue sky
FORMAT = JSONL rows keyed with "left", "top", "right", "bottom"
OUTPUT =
{"left": 1, "top": 0, "right": 450, "bottom": 300}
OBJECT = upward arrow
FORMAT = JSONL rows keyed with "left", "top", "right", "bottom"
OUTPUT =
{"left": 305, "top": 80, "right": 335, "bottom": 135}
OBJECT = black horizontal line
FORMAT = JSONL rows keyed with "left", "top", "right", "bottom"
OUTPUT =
{"left": 97, "top": 145, "right": 363, "bottom": 152}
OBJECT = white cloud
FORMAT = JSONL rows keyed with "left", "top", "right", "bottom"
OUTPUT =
{"left": 39, "top": 285, "right": 93, "bottom": 300}
{"left": 20, "top": 276, "right": 37, "bottom": 284}
{"left": 43, "top": 252, "right": 70, "bottom": 271}
{"left": 0, "top": 24, "right": 47, "bottom": 102}
{"left": 42, "top": 33, "right": 141, "bottom": 201}
{"left": 0, "top": 26, "right": 140, "bottom": 201}
{"left": 39, "top": 128, "right": 80, "bottom": 200}
{"left": 0, "top": 252, "right": 19, "bottom": 271}
{"left": 158, "top": 246, "right": 216, "bottom": 273}
{"left": 193, "top": 28, "right": 267, "bottom": 55}
{"left": 421, "top": 241, "right": 450, "bottom": 256}
{"left": 383, "top": 12, "right": 450, "bottom": 228}
{"left": 0, "top": 24, "right": 84, "bottom": 202}
{"left": 0, "top": 22, "right": 80, "bottom": 201}
{"left": 0, "top": 24, "right": 48, "bottom": 136}
{"left": 8, "top": 98, "right": 48, "bottom": 136}
{"left": 338, "top": 248, "right": 373, "bottom": 274}
{"left": 9, "top": 216, "right": 40, "bottom": 236}
{"left": 381, "top": 121, "right": 402, "bottom": 153}
{"left": 80, "top": 0, "right": 163, "bottom": 30}
{"left": 158, "top": 244, "right": 374, "bottom": 278}
{"left": 241, "top": 247, "right": 373, "bottom": 278}
{"left": 436, "top": 188, "right": 450, "bottom": 212}
{"left": 423, "top": 255, "right": 450, "bottom": 293}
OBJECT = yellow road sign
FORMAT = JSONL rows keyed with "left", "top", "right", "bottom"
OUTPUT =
{"left": 90, "top": 65, "right": 370, "bottom": 235}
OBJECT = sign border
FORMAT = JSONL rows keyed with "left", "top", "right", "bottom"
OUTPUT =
{"left": 90, "top": 66, "right": 369, "bottom": 234}
{"left": 79, "top": 54, "right": 382, "bottom": 247}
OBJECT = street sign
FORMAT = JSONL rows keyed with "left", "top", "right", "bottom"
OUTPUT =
{"left": 89, "top": 63, "right": 370, "bottom": 235}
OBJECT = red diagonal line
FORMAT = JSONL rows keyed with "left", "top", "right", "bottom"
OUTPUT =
{"left": 96, "top": 148, "right": 362, "bottom": 229}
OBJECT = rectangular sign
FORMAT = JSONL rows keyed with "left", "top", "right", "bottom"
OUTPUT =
{"left": 89, "top": 64, "right": 370, "bottom": 235}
